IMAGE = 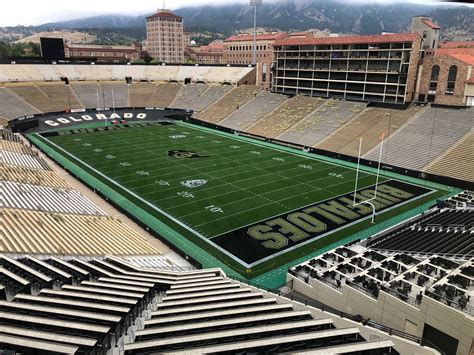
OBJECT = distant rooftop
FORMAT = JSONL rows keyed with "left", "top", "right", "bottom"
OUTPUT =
{"left": 440, "top": 41, "right": 474, "bottom": 49}
{"left": 146, "top": 9, "right": 182, "bottom": 20}
{"left": 421, "top": 18, "right": 441, "bottom": 30}
{"left": 274, "top": 32, "right": 419, "bottom": 47}
{"left": 225, "top": 32, "right": 288, "bottom": 42}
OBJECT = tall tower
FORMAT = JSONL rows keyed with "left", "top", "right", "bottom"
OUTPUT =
{"left": 146, "top": 8, "right": 185, "bottom": 63}
{"left": 410, "top": 16, "right": 440, "bottom": 50}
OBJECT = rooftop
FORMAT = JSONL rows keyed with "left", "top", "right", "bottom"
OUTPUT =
{"left": 432, "top": 47, "right": 474, "bottom": 66}
{"left": 225, "top": 32, "right": 288, "bottom": 42}
{"left": 146, "top": 9, "right": 182, "bottom": 20}
{"left": 421, "top": 19, "right": 441, "bottom": 30}
{"left": 66, "top": 44, "right": 138, "bottom": 51}
{"left": 440, "top": 41, "right": 474, "bottom": 49}
{"left": 273, "top": 32, "right": 419, "bottom": 47}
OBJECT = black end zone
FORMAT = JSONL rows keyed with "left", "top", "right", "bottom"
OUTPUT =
{"left": 212, "top": 180, "right": 432, "bottom": 265}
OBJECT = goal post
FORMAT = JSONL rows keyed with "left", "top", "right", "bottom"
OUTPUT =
{"left": 352, "top": 133, "right": 385, "bottom": 223}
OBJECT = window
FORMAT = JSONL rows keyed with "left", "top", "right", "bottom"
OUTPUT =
{"left": 429, "top": 65, "right": 439, "bottom": 92}
{"left": 446, "top": 65, "right": 457, "bottom": 94}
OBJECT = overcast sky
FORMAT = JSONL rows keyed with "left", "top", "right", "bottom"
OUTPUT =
{"left": 0, "top": 0, "right": 471, "bottom": 27}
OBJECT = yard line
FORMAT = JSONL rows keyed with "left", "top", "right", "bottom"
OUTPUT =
{"left": 165, "top": 162, "right": 360, "bottom": 214}
{"left": 198, "top": 172, "right": 378, "bottom": 232}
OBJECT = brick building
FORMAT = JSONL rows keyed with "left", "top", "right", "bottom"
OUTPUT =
{"left": 223, "top": 32, "right": 288, "bottom": 88}
{"left": 410, "top": 16, "right": 440, "bottom": 50}
{"left": 417, "top": 42, "right": 474, "bottom": 106}
{"left": 64, "top": 44, "right": 141, "bottom": 62}
{"left": 271, "top": 33, "right": 422, "bottom": 105}
{"left": 146, "top": 9, "right": 185, "bottom": 63}
{"left": 185, "top": 40, "right": 224, "bottom": 65}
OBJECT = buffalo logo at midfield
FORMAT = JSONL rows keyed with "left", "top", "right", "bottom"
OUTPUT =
{"left": 167, "top": 150, "right": 209, "bottom": 159}
{"left": 181, "top": 180, "right": 208, "bottom": 189}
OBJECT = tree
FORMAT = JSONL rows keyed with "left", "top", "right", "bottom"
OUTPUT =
{"left": 29, "top": 42, "right": 41, "bottom": 57}
{"left": 143, "top": 53, "right": 153, "bottom": 64}
{"left": 0, "top": 41, "right": 9, "bottom": 63}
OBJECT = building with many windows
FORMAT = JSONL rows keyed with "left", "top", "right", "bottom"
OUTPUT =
{"left": 417, "top": 41, "right": 474, "bottom": 107}
{"left": 146, "top": 9, "right": 185, "bottom": 63}
{"left": 223, "top": 32, "right": 288, "bottom": 88}
{"left": 185, "top": 40, "right": 224, "bottom": 65}
{"left": 64, "top": 43, "right": 141, "bottom": 63}
{"left": 271, "top": 33, "right": 422, "bottom": 105}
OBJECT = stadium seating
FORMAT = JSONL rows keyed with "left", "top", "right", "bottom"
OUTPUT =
{"left": 71, "top": 82, "right": 129, "bottom": 109}
{"left": 292, "top": 245, "right": 473, "bottom": 319}
{"left": 170, "top": 83, "right": 210, "bottom": 110}
{"left": 152, "top": 82, "right": 182, "bottom": 107}
{"left": 317, "top": 106, "right": 422, "bottom": 157}
{"left": 196, "top": 85, "right": 259, "bottom": 124}
{"left": 123, "top": 255, "right": 182, "bottom": 271}
{"left": 0, "top": 64, "right": 255, "bottom": 85}
{"left": 246, "top": 95, "right": 324, "bottom": 138}
{"left": 0, "top": 255, "right": 397, "bottom": 354}
{"left": 3, "top": 150, "right": 50, "bottom": 170}
{"left": 219, "top": 90, "right": 288, "bottom": 131}
{"left": 0, "top": 87, "right": 41, "bottom": 120}
{"left": 1, "top": 164, "right": 71, "bottom": 189}
{"left": 1, "top": 139, "right": 37, "bottom": 156}
{"left": 424, "top": 130, "right": 474, "bottom": 182}
{"left": 2, "top": 181, "right": 105, "bottom": 215}
{"left": 365, "top": 107, "right": 473, "bottom": 171}
{"left": 128, "top": 83, "right": 157, "bottom": 107}
{"left": 367, "top": 208, "right": 473, "bottom": 256}
{"left": 278, "top": 100, "right": 365, "bottom": 147}
{"left": 446, "top": 190, "right": 474, "bottom": 209}
{"left": 8, "top": 85, "right": 81, "bottom": 113}
{"left": 1, "top": 208, "right": 161, "bottom": 255}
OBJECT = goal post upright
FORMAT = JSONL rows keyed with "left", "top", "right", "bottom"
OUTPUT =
{"left": 352, "top": 133, "right": 385, "bottom": 223}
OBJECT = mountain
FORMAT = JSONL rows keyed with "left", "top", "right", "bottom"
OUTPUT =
{"left": 173, "top": 1, "right": 473, "bottom": 37}
{"left": 1, "top": 1, "right": 473, "bottom": 43}
{"left": 37, "top": 15, "right": 145, "bottom": 30}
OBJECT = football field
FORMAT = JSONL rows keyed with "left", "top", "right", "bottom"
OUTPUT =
{"left": 30, "top": 120, "right": 449, "bottom": 279}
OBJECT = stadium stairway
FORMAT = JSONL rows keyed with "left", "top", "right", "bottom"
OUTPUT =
{"left": 0, "top": 255, "right": 398, "bottom": 355}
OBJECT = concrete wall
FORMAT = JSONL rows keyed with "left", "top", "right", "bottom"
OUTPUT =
{"left": 239, "top": 277, "right": 439, "bottom": 355}
{"left": 289, "top": 274, "right": 474, "bottom": 355}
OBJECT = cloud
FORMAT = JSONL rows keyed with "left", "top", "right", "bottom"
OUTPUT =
{"left": 0, "top": 0, "right": 470, "bottom": 27}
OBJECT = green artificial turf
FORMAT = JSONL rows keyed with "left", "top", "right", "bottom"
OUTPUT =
{"left": 30, "top": 120, "right": 455, "bottom": 286}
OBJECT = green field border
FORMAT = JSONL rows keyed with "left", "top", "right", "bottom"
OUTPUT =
{"left": 27, "top": 121, "right": 460, "bottom": 289}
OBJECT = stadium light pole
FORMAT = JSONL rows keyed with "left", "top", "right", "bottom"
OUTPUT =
{"left": 250, "top": 0, "right": 262, "bottom": 65}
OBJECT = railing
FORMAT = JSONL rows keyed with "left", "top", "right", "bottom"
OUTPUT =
{"left": 381, "top": 286, "right": 422, "bottom": 309}
{"left": 425, "top": 290, "right": 473, "bottom": 316}
{"left": 230, "top": 274, "right": 445, "bottom": 353}
{"left": 346, "top": 280, "right": 379, "bottom": 299}
{"left": 284, "top": 288, "right": 445, "bottom": 355}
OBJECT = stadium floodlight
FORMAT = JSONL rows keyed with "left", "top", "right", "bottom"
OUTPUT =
{"left": 352, "top": 133, "right": 385, "bottom": 223}
{"left": 250, "top": 0, "right": 262, "bottom": 65}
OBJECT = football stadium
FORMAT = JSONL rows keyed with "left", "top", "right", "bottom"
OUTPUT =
{"left": 0, "top": 25, "right": 473, "bottom": 355}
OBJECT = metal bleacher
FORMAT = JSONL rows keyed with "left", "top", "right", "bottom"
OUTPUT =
{"left": 0, "top": 255, "right": 399, "bottom": 355}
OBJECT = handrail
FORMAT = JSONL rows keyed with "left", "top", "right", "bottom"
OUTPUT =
{"left": 241, "top": 276, "right": 447, "bottom": 355}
